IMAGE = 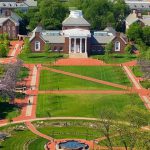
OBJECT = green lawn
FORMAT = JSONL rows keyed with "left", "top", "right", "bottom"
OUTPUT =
{"left": 131, "top": 66, "right": 143, "bottom": 77}
{"left": 0, "top": 102, "right": 20, "bottom": 119}
{"left": 39, "top": 70, "right": 121, "bottom": 90}
{"left": 141, "top": 80, "right": 150, "bottom": 89}
{"left": 18, "top": 67, "right": 29, "bottom": 80}
{"left": 91, "top": 54, "right": 137, "bottom": 64}
{"left": 18, "top": 52, "right": 65, "bottom": 64}
{"left": 28, "top": 138, "right": 49, "bottom": 150}
{"left": 130, "top": 66, "right": 150, "bottom": 89}
{"left": 38, "top": 126, "right": 101, "bottom": 140}
{"left": 0, "top": 123, "right": 101, "bottom": 150}
{"left": 52, "top": 66, "right": 131, "bottom": 86}
{"left": 36, "top": 94, "right": 146, "bottom": 119}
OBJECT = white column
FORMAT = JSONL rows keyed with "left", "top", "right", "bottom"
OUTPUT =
{"left": 80, "top": 38, "right": 82, "bottom": 53}
{"left": 69, "top": 37, "right": 71, "bottom": 53}
{"left": 74, "top": 38, "right": 76, "bottom": 53}
{"left": 85, "top": 38, "right": 87, "bottom": 53}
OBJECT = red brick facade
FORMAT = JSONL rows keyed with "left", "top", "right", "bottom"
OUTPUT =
{"left": 30, "top": 32, "right": 127, "bottom": 54}
{"left": 0, "top": 19, "right": 19, "bottom": 39}
{"left": 30, "top": 32, "right": 45, "bottom": 52}
{"left": 112, "top": 36, "right": 127, "bottom": 54}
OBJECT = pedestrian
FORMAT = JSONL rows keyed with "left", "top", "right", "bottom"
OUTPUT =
{"left": 29, "top": 99, "right": 31, "bottom": 105}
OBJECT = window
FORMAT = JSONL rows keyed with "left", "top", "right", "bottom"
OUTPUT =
{"left": 12, "top": 26, "right": 15, "bottom": 31}
{"left": 3, "top": 26, "right": 6, "bottom": 31}
{"left": 35, "top": 41, "right": 40, "bottom": 51}
{"left": 59, "top": 47, "right": 63, "bottom": 51}
{"left": 115, "top": 41, "right": 120, "bottom": 51}
{"left": 54, "top": 46, "right": 58, "bottom": 51}
{"left": 7, "top": 26, "right": 10, "bottom": 31}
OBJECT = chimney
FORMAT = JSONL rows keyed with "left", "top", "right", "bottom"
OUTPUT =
{"left": 35, "top": 26, "right": 42, "bottom": 36}
{"left": 5, "top": 9, "right": 11, "bottom": 17}
{"left": 132, "top": 9, "right": 142, "bottom": 18}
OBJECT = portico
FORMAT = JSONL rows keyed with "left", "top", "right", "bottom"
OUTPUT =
{"left": 63, "top": 28, "right": 91, "bottom": 55}
{"left": 69, "top": 37, "right": 87, "bottom": 53}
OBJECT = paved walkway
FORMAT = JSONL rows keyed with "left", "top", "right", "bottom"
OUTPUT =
{"left": 38, "top": 90, "right": 133, "bottom": 94}
{"left": 43, "top": 67, "right": 128, "bottom": 90}
{"left": 8, "top": 41, "right": 23, "bottom": 57}
{"left": 54, "top": 58, "right": 106, "bottom": 66}
{"left": 0, "top": 44, "right": 150, "bottom": 150}
{"left": 25, "top": 121, "right": 53, "bottom": 141}
{"left": 26, "top": 65, "right": 38, "bottom": 117}
{"left": 123, "top": 65, "right": 150, "bottom": 110}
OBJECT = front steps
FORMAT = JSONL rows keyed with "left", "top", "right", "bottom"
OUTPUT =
{"left": 69, "top": 53, "right": 88, "bottom": 58}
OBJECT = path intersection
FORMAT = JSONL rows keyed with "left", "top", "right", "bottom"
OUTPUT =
{"left": 0, "top": 40, "right": 150, "bottom": 149}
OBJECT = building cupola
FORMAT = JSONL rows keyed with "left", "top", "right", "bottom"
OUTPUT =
{"left": 69, "top": 10, "right": 83, "bottom": 18}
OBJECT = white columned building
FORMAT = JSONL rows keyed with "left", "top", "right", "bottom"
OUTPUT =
{"left": 69, "top": 37, "right": 87, "bottom": 53}
{"left": 63, "top": 28, "right": 91, "bottom": 58}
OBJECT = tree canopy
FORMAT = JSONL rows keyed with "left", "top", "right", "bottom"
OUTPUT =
{"left": 17, "top": 0, "right": 129, "bottom": 31}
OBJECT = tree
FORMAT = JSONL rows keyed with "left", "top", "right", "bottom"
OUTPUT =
{"left": 22, "top": 38, "right": 31, "bottom": 56}
{"left": 3, "top": 33, "right": 8, "bottom": 40}
{"left": 142, "top": 26, "right": 150, "bottom": 46}
{"left": 123, "top": 105, "right": 149, "bottom": 128}
{"left": 98, "top": 109, "right": 116, "bottom": 150}
{"left": 0, "top": 44, "right": 7, "bottom": 57}
{"left": 39, "top": 0, "right": 68, "bottom": 30}
{"left": 105, "top": 42, "right": 113, "bottom": 55}
{"left": 126, "top": 23, "right": 143, "bottom": 42}
{"left": 113, "top": 0, "right": 130, "bottom": 32}
{"left": 114, "top": 105, "right": 150, "bottom": 150}
{"left": 0, "top": 60, "right": 23, "bottom": 101}
{"left": 124, "top": 44, "right": 132, "bottom": 54}
{"left": 44, "top": 43, "right": 50, "bottom": 54}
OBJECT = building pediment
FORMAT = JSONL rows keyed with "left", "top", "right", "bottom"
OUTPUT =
{"left": 63, "top": 28, "right": 91, "bottom": 37}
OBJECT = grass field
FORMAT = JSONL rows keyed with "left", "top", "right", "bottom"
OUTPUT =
{"left": 52, "top": 66, "right": 131, "bottom": 86}
{"left": 18, "top": 67, "right": 29, "bottom": 80}
{"left": 130, "top": 66, "right": 150, "bottom": 89}
{"left": 18, "top": 52, "right": 64, "bottom": 64}
{"left": 0, "top": 129, "right": 37, "bottom": 150}
{"left": 36, "top": 94, "right": 146, "bottom": 119}
{"left": 0, "top": 124, "right": 101, "bottom": 150}
{"left": 39, "top": 126, "right": 101, "bottom": 140}
{"left": 91, "top": 54, "right": 137, "bottom": 64}
{"left": 131, "top": 66, "right": 143, "bottom": 77}
{"left": 39, "top": 70, "right": 121, "bottom": 90}
{"left": 28, "top": 138, "right": 48, "bottom": 150}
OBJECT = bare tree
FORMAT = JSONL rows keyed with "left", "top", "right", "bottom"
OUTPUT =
{"left": 98, "top": 109, "right": 116, "bottom": 150}
{"left": 0, "top": 59, "right": 23, "bottom": 101}
{"left": 138, "top": 59, "right": 150, "bottom": 79}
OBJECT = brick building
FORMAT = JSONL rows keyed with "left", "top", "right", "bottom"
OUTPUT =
{"left": 0, "top": 0, "right": 37, "bottom": 39}
{"left": 29, "top": 10, "right": 128, "bottom": 58}
{"left": 126, "top": 10, "right": 150, "bottom": 29}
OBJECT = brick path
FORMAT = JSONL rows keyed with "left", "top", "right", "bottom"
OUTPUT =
{"left": 38, "top": 90, "right": 133, "bottom": 94}
{"left": 8, "top": 41, "right": 23, "bottom": 57}
{"left": 123, "top": 65, "right": 150, "bottom": 110}
{"left": 25, "top": 121, "right": 53, "bottom": 141}
{"left": 54, "top": 58, "right": 106, "bottom": 66}
{"left": 0, "top": 43, "right": 150, "bottom": 149}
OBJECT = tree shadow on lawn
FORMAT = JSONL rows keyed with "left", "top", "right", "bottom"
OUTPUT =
{"left": 0, "top": 102, "right": 19, "bottom": 120}
{"left": 29, "top": 56, "right": 45, "bottom": 58}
